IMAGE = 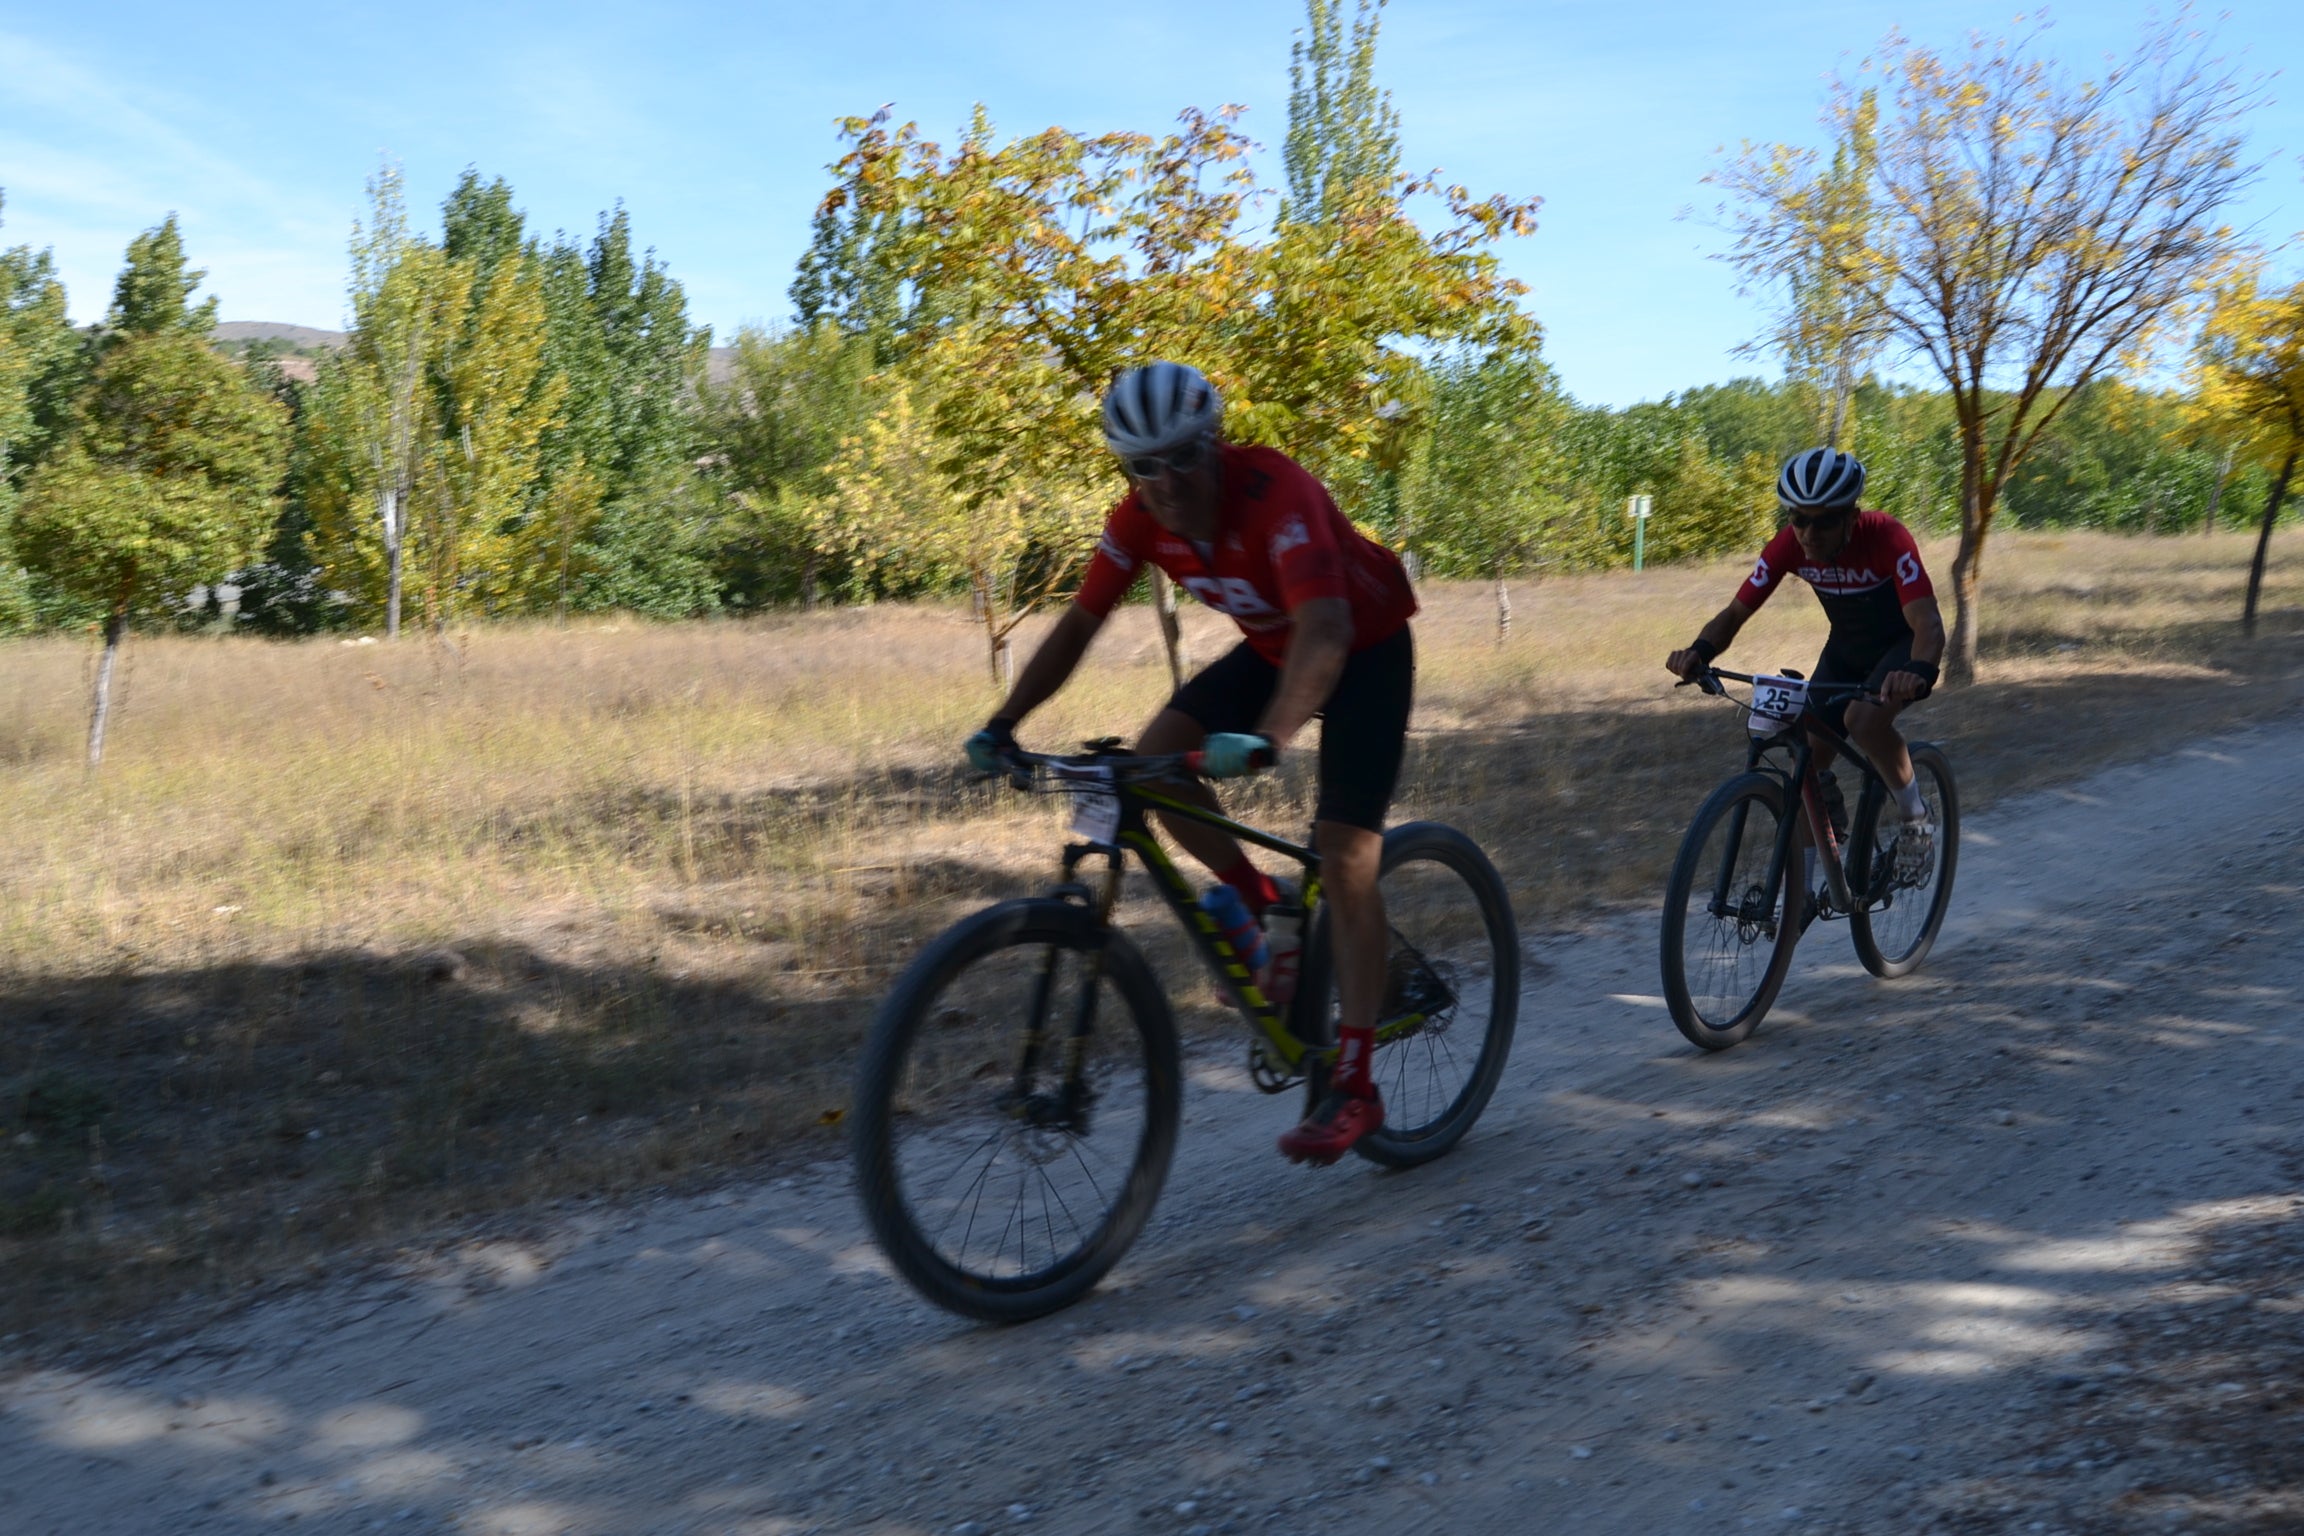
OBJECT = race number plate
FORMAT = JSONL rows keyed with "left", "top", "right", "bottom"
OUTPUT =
{"left": 1747, "top": 674, "right": 1808, "bottom": 735}
{"left": 1067, "top": 769, "right": 1122, "bottom": 845}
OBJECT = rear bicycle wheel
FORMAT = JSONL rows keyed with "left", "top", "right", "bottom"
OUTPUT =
{"left": 1297, "top": 822, "right": 1520, "bottom": 1170}
{"left": 851, "top": 899, "right": 1181, "bottom": 1323}
{"left": 1849, "top": 743, "right": 1960, "bottom": 979}
{"left": 1660, "top": 772, "right": 1799, "bottom": 1050}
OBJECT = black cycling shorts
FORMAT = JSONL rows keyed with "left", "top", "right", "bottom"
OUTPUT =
{"left": 1165, "top": 624, "right": 1414, "bottom": 833}
{"left": 1810, "top": 632, "right": 1914, "bottom": 732}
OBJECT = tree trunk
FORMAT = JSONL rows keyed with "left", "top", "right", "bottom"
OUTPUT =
{"left": 2243, "top": 449, "right": 2296, "bottom": 639}
{"left": 1150, "top": 568, "right": 1190, "bottom": 690}
{"left": 87, "top": 607, "right": 126, "bottom": 769}
{"left": 977, "top": 578, "right": 1006, "bottom": 688}
{"left": 1493, "top": 571, "right": 1511, "bottom": 643}
{"left": 381, "top": 486, "right": 404, "bottom": 639}
{"left": 2204, "top": 445, "right": 2233, "bottom": 536}
{"left": 1943, "top": 425, "right": 1990, "bottom": 687}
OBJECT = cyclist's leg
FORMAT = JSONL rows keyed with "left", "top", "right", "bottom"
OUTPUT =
{"left": 1312, "top": 626, "right": 1413, "bottom": 1047}
{"left": 1281, "top": 626, "right": 1412, "bottom": 1164}
{"left": 1844, "top": 639, "right": 1916, "bottom": 792}
{"left": 1138, "top": 642, "right": 1275, "bottom": 880}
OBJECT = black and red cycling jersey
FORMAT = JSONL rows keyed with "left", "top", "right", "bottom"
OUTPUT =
{"left": 1075, "top": 444, "right": 1417, "bottom": 663}
{"left": 1734, "top": 510, "right": 1935, "bottom": 653}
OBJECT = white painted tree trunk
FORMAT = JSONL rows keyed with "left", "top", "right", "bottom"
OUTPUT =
{"left": 380, "top": 485, "right": 404, "bottom": 639}
{"left": 1151, "top": 568, "right": 1190, "bottom": 689}
{"left": 86, "top": 608, "right": 126, "bottom": 768}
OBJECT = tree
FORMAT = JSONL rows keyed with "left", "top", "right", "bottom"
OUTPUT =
{"left": 17, "top": 333, "right": 285, "bottom": 763}
{"left": 817, "top": 380, "right": 1096, "bottom": 682}
{"left": 543, "top": 207, "right": 714, "bottom": 617}
{"left": 699, "top": 321, "right": 880, "bottom": 608}
{"left": 408, "top": 248, "right": 570, "bottom": 625}
{"left": 1282, "top": 0, "right": 1400, "bottom": 226}
{"left": 0, "top": 192, "right": 81, "bottom": 628}
{"left": 2194, "top": 267, "right": 2304, "bottom": 635}
{"left": 100, "top": 214, "right": 217, "bottom": 348}
{"left": 307, "top": 167, "right": 467, "bottom": 636}
{"left": 1717, "top": 19, "right": 2258, "bottom": 683}
{"left": 1721, "top": 92, "right": 1884, "bottom": 447}
{"left": 1400, "top": 346, "right": 1572, "bottom": 636}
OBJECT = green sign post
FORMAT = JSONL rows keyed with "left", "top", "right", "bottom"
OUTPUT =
{"left": 1627, "top": 494, "right": 1653, "bottom": 572}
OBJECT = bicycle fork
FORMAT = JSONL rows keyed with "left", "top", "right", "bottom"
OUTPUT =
{"left": 1007, "top": 845, "right": 1126, "bottom": 1130}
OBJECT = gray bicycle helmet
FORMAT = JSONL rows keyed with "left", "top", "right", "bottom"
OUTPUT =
{"left": 1102, "top": 361, "right": 1222, "bottom": 456}
{"left": 1777, "top": 447, "right": 1867, "bottom": 509}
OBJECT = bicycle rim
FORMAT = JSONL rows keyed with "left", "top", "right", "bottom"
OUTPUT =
{"left": 1850, "top": 744, "right": 1960, "bottom": 979}
{"left": 1299, "top": 823, "right": 1518, "bottom": 1170}
{"left": 1661, "top": 774, "right": 1796, "bottom": 1050}
{"left": 852, "top": 902, "right": 1180, "bottom": 1322}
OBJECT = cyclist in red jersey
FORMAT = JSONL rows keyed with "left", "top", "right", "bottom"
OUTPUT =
{"left": 1668, "top": 448, "right": 1946, "bottom": 839}
{"left": 966, "top": 362, "right": 1417, "bottom": 1166}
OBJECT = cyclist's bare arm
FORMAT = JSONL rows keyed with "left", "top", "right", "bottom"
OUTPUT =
{"left": 993, "top": 602, "right": 1107, "bottom": 725}
{"left": 1877, "top": 596, "right": 1945, "bottom": 706}
{"left": 1254, "top": 597, "right": 1353, "bottom": 750}
{"left": 1668, "top": 599, "right": 1755, "bottom": 680}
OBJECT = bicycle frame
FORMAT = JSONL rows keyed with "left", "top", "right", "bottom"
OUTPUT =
{"left": 1706, "top": 680, "right": 1898, "bottom": 934}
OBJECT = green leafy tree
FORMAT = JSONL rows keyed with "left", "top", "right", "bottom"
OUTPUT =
{"left": 540, "top": 208, "right": 714, "bottom": 616}
{"left": 100, "top": 214, "right": 217, "bottom": 348}
{"left": 699, "top": 320, "right": 880, "bottom": 608}
{"left": 409, "top": 248, "right": 571, "bottom": 625}
{"left": 306, "top": 167, "right": 467, "bottom": 634}
{"left": 18, "top": 331, "right": 285, "bottom": 763}
{"left": 1400, "top": 346, "right": 1571, "bottom": 636}
{"left": 0, "top": 193, "right": 82, "bottom": 628}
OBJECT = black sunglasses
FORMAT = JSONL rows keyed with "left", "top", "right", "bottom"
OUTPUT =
{"left": 1121, "top": 439, "right": 1211, "bottom": 481}
{"left": 1786, "top": 504, "right": 1855, "bottom": 532}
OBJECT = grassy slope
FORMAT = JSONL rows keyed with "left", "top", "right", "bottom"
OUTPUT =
{"left": 1, "top": 530, "right": 2299, "bottom": 1334}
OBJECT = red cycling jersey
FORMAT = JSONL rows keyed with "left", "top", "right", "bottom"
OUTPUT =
{"left": 1735, "top": 510, "right": 1935, "bottom": 652}
{"left": 1075, "top": 444, "right": 1417, "bottom": 664}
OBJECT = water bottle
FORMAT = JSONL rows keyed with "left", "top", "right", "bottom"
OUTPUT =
{"left": 1263, "top": 885, "right": 1304, "bottom": 1006}
{"left": 1199, "top": 885, "right": 1269, "bottom": 973}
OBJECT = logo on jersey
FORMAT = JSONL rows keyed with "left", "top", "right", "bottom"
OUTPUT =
{"left": 1097, "top": 534, "right": 1136, "bottom": 573}
{"left": 1181, "top": 575, "right": 1280, "bottom": 619}
{"left": 1798, "top": 563, "right": 1889, "bottom": 593}
{"left": 1269, "top": 519, "right": 1310, "bottom": 562}
{"left": 1896, "top": 551, "right": 1922, "bottom": 588}
{"left": 1750, "top": 557, "right": 1771, "bottom": 588}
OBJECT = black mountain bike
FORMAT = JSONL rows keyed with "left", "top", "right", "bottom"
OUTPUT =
{"left": 1659, "top": 666, "right": 1959, "bottom": 1051}
{"left": 852, "top": 739, "right": 1519, "bottom": 1322}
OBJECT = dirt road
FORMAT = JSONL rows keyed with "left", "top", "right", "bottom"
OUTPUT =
{"left": 5, "top": 715, "right": 2301, "bottom": 1536}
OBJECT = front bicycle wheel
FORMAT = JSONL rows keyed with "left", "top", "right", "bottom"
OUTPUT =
{"left": 1849, "top": 743, "right": 1959, "bottom": 979}
{"left": 851, "top": 899, "right": 1181, "bottom": 1323}
{"left": 1298, "top": 822, "right": 1520, "bottom": 1170}
{"left": 1661, "top": 771, "right": 1799, "bottom": 1050}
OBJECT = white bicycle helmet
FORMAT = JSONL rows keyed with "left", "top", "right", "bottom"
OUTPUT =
{"left": 1102, "top": 362, "right": 1222, "bottom": 456}
{"left": 1777, "top": 447, "right": 1867, "bottom": 509}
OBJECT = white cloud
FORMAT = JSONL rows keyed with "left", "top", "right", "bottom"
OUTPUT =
{"left": 0, "top": 28, "right": 350, "bottom": 325}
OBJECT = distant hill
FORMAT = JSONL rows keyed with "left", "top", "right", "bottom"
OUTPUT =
{"left": 213, "top": 321, "right": 347, "bottom": 352}
{"left": 212, "top": 320, "right": 739, "bottom": 385}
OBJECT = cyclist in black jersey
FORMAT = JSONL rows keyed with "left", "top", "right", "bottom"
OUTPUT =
{"left": 1667, "top": 449, "right": 1946, "bottom": 830}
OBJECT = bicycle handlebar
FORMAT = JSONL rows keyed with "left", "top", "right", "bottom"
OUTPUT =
{"left": 1675, "top": 665, "right": 1881, "bottom": 703}
{"left": 985, "top": 741, "right": 1273, "bottom": 790}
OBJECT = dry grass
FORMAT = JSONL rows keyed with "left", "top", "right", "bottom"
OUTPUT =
{"left": 1, "top": 529, "right": 2300, "bottom": 1336}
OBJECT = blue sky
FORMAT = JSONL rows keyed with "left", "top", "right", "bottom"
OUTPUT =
{"left": 2, "top": 1, "right": 2299, "bottom": 405}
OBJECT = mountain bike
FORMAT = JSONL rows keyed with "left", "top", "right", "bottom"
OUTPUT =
{"left": 852, "top": 739, "right": 1519, "bottom": 1323}
{"left": 1659, "top": 666, "right": 1959, "bottom": 1051}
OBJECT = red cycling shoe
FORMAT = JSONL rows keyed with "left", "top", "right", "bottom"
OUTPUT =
{"left": 1278, "top": 1083, "right": 1384, "bottom": 1166}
